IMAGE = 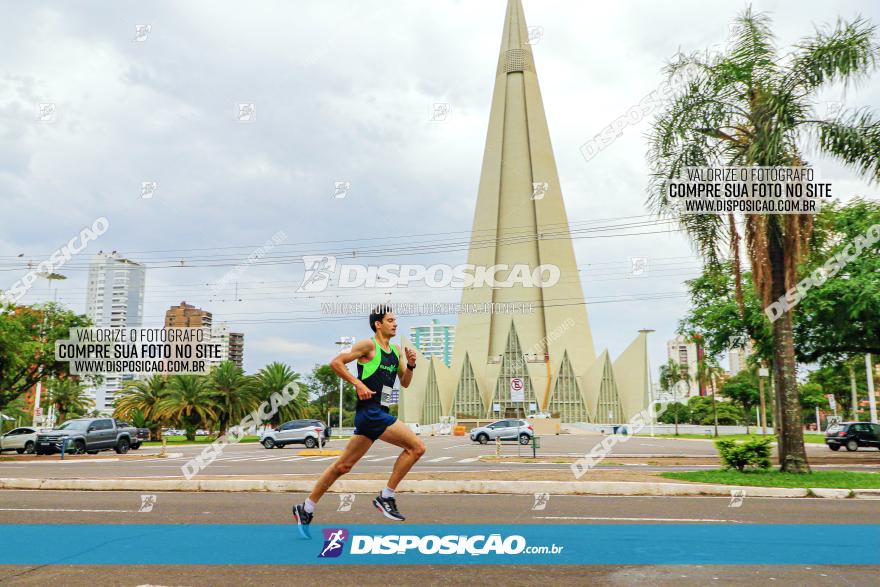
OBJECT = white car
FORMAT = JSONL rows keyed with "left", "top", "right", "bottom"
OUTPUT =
{"left": 408, "top": 423, "right": 422, "bottom": 436}
{"left": 261, "top": 419, "right": 327, "bottom": 449}
{"left": 0, "top": 427, "right": 39, "bottom": 454}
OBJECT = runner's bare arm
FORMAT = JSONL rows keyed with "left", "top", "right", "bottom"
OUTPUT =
{"left": 330, "top": 338, "right": 375, "bottom": 399}
{"left": 396, "top": 344, "right": 416, "bottom": 388}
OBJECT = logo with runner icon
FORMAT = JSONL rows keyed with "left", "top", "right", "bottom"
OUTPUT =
{"left": 319, "top": 528, "right": 349, "bottom": 558}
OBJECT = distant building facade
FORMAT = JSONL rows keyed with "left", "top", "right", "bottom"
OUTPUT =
{"left": 164, "top": 301, "right": 212, "bottom": 328}
{"left": 85, "top": 252, "right": 146, "bottom": 411}
{"left": 209, "top": 322, "right": 244, "bottom": 370}
{"left": 666, "top": 335, "right": 700, "bottom": 397}
{"left": 410, "top": 319, "right": 455, "bottom": 367}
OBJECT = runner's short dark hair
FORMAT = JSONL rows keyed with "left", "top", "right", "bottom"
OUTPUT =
{"left": 369, "top": 304, "right": 393, "bottom": 332}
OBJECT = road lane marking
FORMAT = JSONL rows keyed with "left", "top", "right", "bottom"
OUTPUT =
{"left": 426, "top": 456, "right": 452, "bottom": 462}
{"left": 456, "top": 458, "right": 480, "bottom": 463}
{"left": 534, "top": 516, "right": 743, "bottom": 523}
{"left": 309, "top": 456, "right": 337, "bottom": 461}
{"left": 363, "top": 456, "right": 397, "bottom": 462}
{"left": 0, "top": 507, "right": 132, "bottom": 513}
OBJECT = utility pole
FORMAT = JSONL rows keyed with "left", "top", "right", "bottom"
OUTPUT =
{"left": 867, "top": 354, "right": 878, "bottom": 423}
{"left": 335, "top": 336, "right": 355, "bottom": 435}
{"left": 849, "top": 363, "right": 859, "bottom": 422}
{"left": 758, "top": 366, "right": 769, "bottom": 436}
{"left": 710, "top": 371, "right": 719, "bottom": 438}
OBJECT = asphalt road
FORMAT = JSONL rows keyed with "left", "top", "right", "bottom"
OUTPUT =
{"left": 0, "top": 490, "right": 877, "bottom": 586}
{"left": 3, "top": 434, "right": 878, "bottom": 479}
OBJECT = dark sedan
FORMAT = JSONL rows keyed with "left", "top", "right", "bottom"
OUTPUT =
{"left": 825, "top": 422, "right": 880, "bottom": 451}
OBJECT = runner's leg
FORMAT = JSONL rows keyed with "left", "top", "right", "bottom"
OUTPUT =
{"left": 378, "top": 420, "right": 426, "bottom": 490}
{"left": 308, "top": 434, "right": 374, "bottom": 503}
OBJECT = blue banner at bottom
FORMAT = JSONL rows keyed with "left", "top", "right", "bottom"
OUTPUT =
{"left": 0, "top": 524, "right": 877, "bottom": 565}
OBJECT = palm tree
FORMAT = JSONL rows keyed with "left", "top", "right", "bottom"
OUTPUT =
{"left": 44, "top": 378, "right": 94, "bottom": 424}
{"left": 154, "top": 375, "right": 217, "bottom": 441}
{"left": 254, "top": 362, "right": 308, "bottom": 427}
{"left": 114, "top": 374, "right": 168, "bottom": 440}
{"left": 648, "top": 9, "right": 880, "bottom": 472}
{"left": 658, "top": 359, "right": 689, "bottom": 435}
{"left": 208, "top": 361, "right": 259, "bottom": 436}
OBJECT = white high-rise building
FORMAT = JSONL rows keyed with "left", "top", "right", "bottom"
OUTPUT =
{"left": 209, "top": 322, "right": 245, "bottom": 370}
{"left": 409, "top": 319, "right": 455, "bottom": 367}
{"left": 666, "top": 335, "right": 700, "bottom": 397}
{"left": 728, "top": 341, "right": 754, "bottom": 376}
{"left": 85, "top": 251, "right": 146, "bottom": 411}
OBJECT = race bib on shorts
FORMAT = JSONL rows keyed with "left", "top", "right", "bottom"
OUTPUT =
{"left": 380, "top": 385, "right": 399, "bottom": 407}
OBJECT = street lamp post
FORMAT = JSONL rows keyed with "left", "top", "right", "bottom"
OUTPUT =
{"left": 758, "top": 366, "right": 769, "bottom": 436}
{"left": 335, "top": 336, "right": 355, "bottom": 434}
{"left": 866, "top": 354, "right": 877, "bottom": 423}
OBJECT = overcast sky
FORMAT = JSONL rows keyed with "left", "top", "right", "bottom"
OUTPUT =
{"left": 2, "top": 0, "right": 879, "bottom": 379}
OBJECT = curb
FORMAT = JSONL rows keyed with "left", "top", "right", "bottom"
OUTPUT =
{"left": 0, "top": 477, "right": 841, "bottom": 498}
{"left": 808, "top": 488, "right": 851, "bottom": 499}
{"left": 852, "top": 488, "right": 880, "bottom": 499}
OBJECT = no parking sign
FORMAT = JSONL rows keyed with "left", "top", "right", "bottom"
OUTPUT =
{"left": 510, "top": 377, "right": 525, "bottom": 402}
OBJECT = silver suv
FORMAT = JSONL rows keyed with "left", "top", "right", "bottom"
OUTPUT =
{"left": 469, "top": 419, "right": 533, "bottom": 445}
{"left": 261, "top": 420, "right": 327, "bottom": 449}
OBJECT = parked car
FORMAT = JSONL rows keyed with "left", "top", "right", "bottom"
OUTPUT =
{"left": 195, "top": 429, "right": 210, "bottom": 436}
{"left": 261, "top": 419, "right": 327, "bottom": 449}
{"left": 0, "top": 427, "right": 39, "bottom": 454}
{"left": 469, "top": 419, "right": 533, "bottom": 445}
{"left": 825, "top": 422, "right": 880, "bottom": 452}
{"left": 35, "top": 418, "right": 138, "bottom": 455}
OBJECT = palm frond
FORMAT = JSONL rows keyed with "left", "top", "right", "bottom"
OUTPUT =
{"left": 810, "top": 108, "right": 880, "bottom": 182}
{"left": 785, "top": 16, "right": 879, "bottom": 93}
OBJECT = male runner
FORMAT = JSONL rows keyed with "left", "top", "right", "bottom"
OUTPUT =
{"left": 293, "top": 305, "right": 426, "bottom": 536}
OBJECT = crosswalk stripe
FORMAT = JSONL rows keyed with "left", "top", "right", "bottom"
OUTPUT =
{"left": 284, "top": 456, "right": 312, "bottom": 462}
{"left": 426, "top": 456, "right": 452, "bottom": 462}
{"left": 364, "top": 456, "right": 397, "bottom": 462}
{"left": 456, "top": 457, "right": 479, "bottom": 463}
{"left": 310, "top": 456, "right": 337, "bottom": 461}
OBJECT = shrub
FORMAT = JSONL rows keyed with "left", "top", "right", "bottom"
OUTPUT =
{"left": 715, "top": 437, "right": 772, "bottom": 472}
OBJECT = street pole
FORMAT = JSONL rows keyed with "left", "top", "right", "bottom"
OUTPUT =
{"left": 815, "top": 406, "right": 821, "bottom": 432}
{"left": 758, "top": 366, "right": 769, "bottom": 436}
{"left": 338, "top": 377, "right": 343, "bottom": 429}
{"left": 335, "top": 336, "right": 354, "bottom": 435}
{"left": 33, "top": 381, "right": 42, "bottom": 426}
{"left": 867, "top": 353, "right": 877, "bottom": 423}
{"left": 850, "top": 364, "right": 859, "bottom": 422}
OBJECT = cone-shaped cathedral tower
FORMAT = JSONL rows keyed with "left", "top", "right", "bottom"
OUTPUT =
{"left": 401, "top": 0, "right": 651, "bottom": 424}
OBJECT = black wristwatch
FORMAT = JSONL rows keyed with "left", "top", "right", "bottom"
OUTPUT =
{"left": 407, "top": 363, "right": 416, "bottom": 370}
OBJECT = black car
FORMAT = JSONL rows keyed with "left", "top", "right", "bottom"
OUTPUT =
{"left": 825, "top": 422, "right": 880, "bottom": 452}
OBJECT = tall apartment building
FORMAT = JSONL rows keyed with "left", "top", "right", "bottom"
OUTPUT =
{"left": 665, "top": 335, "right": 700, "bottom": 397}
{"left": 209, "top": 322, "right": 244, "bottom": 370}
{"left": 728, "top": 341, "right": 754, "bottom": 376}
{"left": 161, "top": 305, "right": 243, "bottom": 371}
{"left": 164, "top": 301, "right": 212, "bottom": 328}
{"left": 85, "top": 251, "right": 146, "bottom": 411}
{"left": 410, "top": 319, "right": 454, "bottom": 367}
